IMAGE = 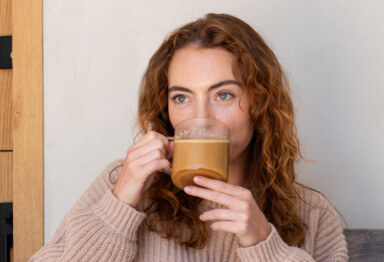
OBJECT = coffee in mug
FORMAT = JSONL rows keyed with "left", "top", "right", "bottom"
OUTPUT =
{"left": 171, "top": 118, "right": 230, "bottom": 189}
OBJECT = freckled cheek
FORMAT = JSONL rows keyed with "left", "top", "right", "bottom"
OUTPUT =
{"left": 168, "top": 104, "right": 194, "bottom": 128}
{"left": 214, "top": 108, "right": 244, "bottom": 133}
{"left": 229, "top": 120, "right": 249, "bottom": 142}
{"left": 217, "top": 111, "right": 253, "bottom": 158}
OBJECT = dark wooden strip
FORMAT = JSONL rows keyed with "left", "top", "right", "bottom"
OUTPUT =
{"left": 344, "top": 229, "right": 384, "bottom": 261}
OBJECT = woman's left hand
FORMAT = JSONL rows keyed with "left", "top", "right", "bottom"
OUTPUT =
{"left": 184, "top": 176, "right": 271, "bottom": 247}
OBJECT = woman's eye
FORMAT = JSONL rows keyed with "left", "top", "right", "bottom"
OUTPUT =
{"left": 217, "top": 92, "right": 233, "bottom": 101}
{"left": 173, "top": 95, "right": 188, "bottom": 103}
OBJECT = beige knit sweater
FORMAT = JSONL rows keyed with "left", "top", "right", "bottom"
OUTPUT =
{"left": 30, "top": 159, "right": 348, "bottom": 261}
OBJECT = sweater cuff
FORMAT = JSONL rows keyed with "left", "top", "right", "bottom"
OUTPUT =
{"left": 236, "top": 223, "right": 289, "bottom": 261}
{"left": 93, "top": 189, "right": 146, "bottom": 241}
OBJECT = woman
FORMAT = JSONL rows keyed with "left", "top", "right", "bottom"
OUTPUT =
{"left": 30, "top": 13, "right": 348, "bottom": 261}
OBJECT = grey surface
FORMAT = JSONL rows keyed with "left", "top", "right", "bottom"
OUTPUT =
{"left": 344, "top": 229, "right": 384, "bottom": 262}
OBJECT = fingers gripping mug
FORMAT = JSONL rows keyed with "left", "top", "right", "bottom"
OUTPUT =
{"left": 171, "top": 118, "right": 230, "bottom": 190}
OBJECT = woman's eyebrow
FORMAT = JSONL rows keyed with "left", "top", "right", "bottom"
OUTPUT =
{"left": 168, "top": 86, "right": 192, "bottom": 93}
{"left": 208, "top": 80, "right": 241, "bottom": 91}
{"left": 168, "top": 80, "right": 241, "bottom": 93}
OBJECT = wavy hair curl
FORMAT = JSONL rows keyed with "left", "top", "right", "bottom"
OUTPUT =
{"left": 136, "top": 13, "right": 307, "bottom": 248}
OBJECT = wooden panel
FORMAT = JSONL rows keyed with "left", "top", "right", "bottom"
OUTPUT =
{"left": 0, "top": 0, "right": 12, "bottom": 150}
{"left": 0, "top": 152, "right": 12, "bottom": 202}
{"left": 12, "top": 0, "right": 44, "bottom": 261}
{"left": 0, "top": 0, "right": 12, "bottom": 34}
{"left": 1, "top": 0, "right": 13, "bottom": 260}
{"left": 344, "top": 229, "right": 384, "bottom": 261}
{"left": 0, "top": 70, "right": 12, "bottom": 150}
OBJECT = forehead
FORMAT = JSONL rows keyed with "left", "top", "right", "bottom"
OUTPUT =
{"left": 168, "top": 46, "right": 237, "bottom": 87}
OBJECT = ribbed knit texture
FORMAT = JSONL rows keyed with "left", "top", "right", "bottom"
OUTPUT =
{"left": 30, "top": 160, "right": 348, "bottom": 261}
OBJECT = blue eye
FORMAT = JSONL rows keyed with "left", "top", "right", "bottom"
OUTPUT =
{"left": 217, "top": 92, "right": 233, "bottom": 101}
{"left": 173, "top": 95, "right": 188, "bottom": 103}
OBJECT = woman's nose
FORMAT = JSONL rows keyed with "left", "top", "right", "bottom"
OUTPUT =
{"left": 194, "top": 100, "right": 213, "bottom": 118}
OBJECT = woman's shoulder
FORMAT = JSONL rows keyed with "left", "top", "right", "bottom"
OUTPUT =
{"left": 293, "top": 183, "right": 344, "bottom": 235}
{"left": 293, "top": 183, "right": 347, "bottom": 258}
{"left": 294, "top": 183, "right": 337, "bottom": 215}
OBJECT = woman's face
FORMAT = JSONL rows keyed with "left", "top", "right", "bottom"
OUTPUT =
{"left": 167, "top": 45, "right": 254, "bottom": 163}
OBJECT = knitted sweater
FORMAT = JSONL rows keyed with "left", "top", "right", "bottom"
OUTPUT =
{"left": 30, "top": 159, "right": 348, "bottom": 261}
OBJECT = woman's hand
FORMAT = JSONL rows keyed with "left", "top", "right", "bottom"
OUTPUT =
{"left": 184, "top": 176, "right": 271, "bottom": 247}
{"left": 113, "top": 131, "right": 173, "bottom": 207}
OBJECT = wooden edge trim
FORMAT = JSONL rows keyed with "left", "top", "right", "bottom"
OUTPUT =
{"left": 12, "top": 0, "right": 44, "bottom": 261}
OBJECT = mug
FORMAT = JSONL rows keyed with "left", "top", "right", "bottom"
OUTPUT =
{"left": 171, "top": 118, "right": 230, "bottom": 189}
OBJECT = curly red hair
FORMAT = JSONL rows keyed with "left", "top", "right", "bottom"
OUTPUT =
{"left": 136, "top": 13, "right": 307, "bottom": 248}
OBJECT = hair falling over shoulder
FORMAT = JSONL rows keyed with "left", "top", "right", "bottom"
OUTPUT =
{"left": 136, "top": 13, "right": 307, "bottom": 248}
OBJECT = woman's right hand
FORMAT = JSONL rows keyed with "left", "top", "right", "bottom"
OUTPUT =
{"left": 112, "top": 131, "right": 173, "bottom": 207}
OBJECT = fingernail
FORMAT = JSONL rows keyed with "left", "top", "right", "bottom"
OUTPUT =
{"left": 184, "top": 186, "right": 192, "bottom": 193}
{"left": 194, "top": 176, "right": 202, "bottom": 183}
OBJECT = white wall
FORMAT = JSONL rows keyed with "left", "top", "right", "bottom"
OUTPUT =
{"left": 44, "top": 0, "right": 384, "bottom": 243}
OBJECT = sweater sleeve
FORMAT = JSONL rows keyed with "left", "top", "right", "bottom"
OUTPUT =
{"left": 29, "top": 160, "right": 146, "bottom": 262}
{"left": 236, "top": 223, "right": 315, "bottom": 261}
{"left": 236, "top": 192, "right": 348, "bottom": 262}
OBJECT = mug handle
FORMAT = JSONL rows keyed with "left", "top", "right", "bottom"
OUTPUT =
{"left": 158, "top": 136, "right": 174, "bottom": 175}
